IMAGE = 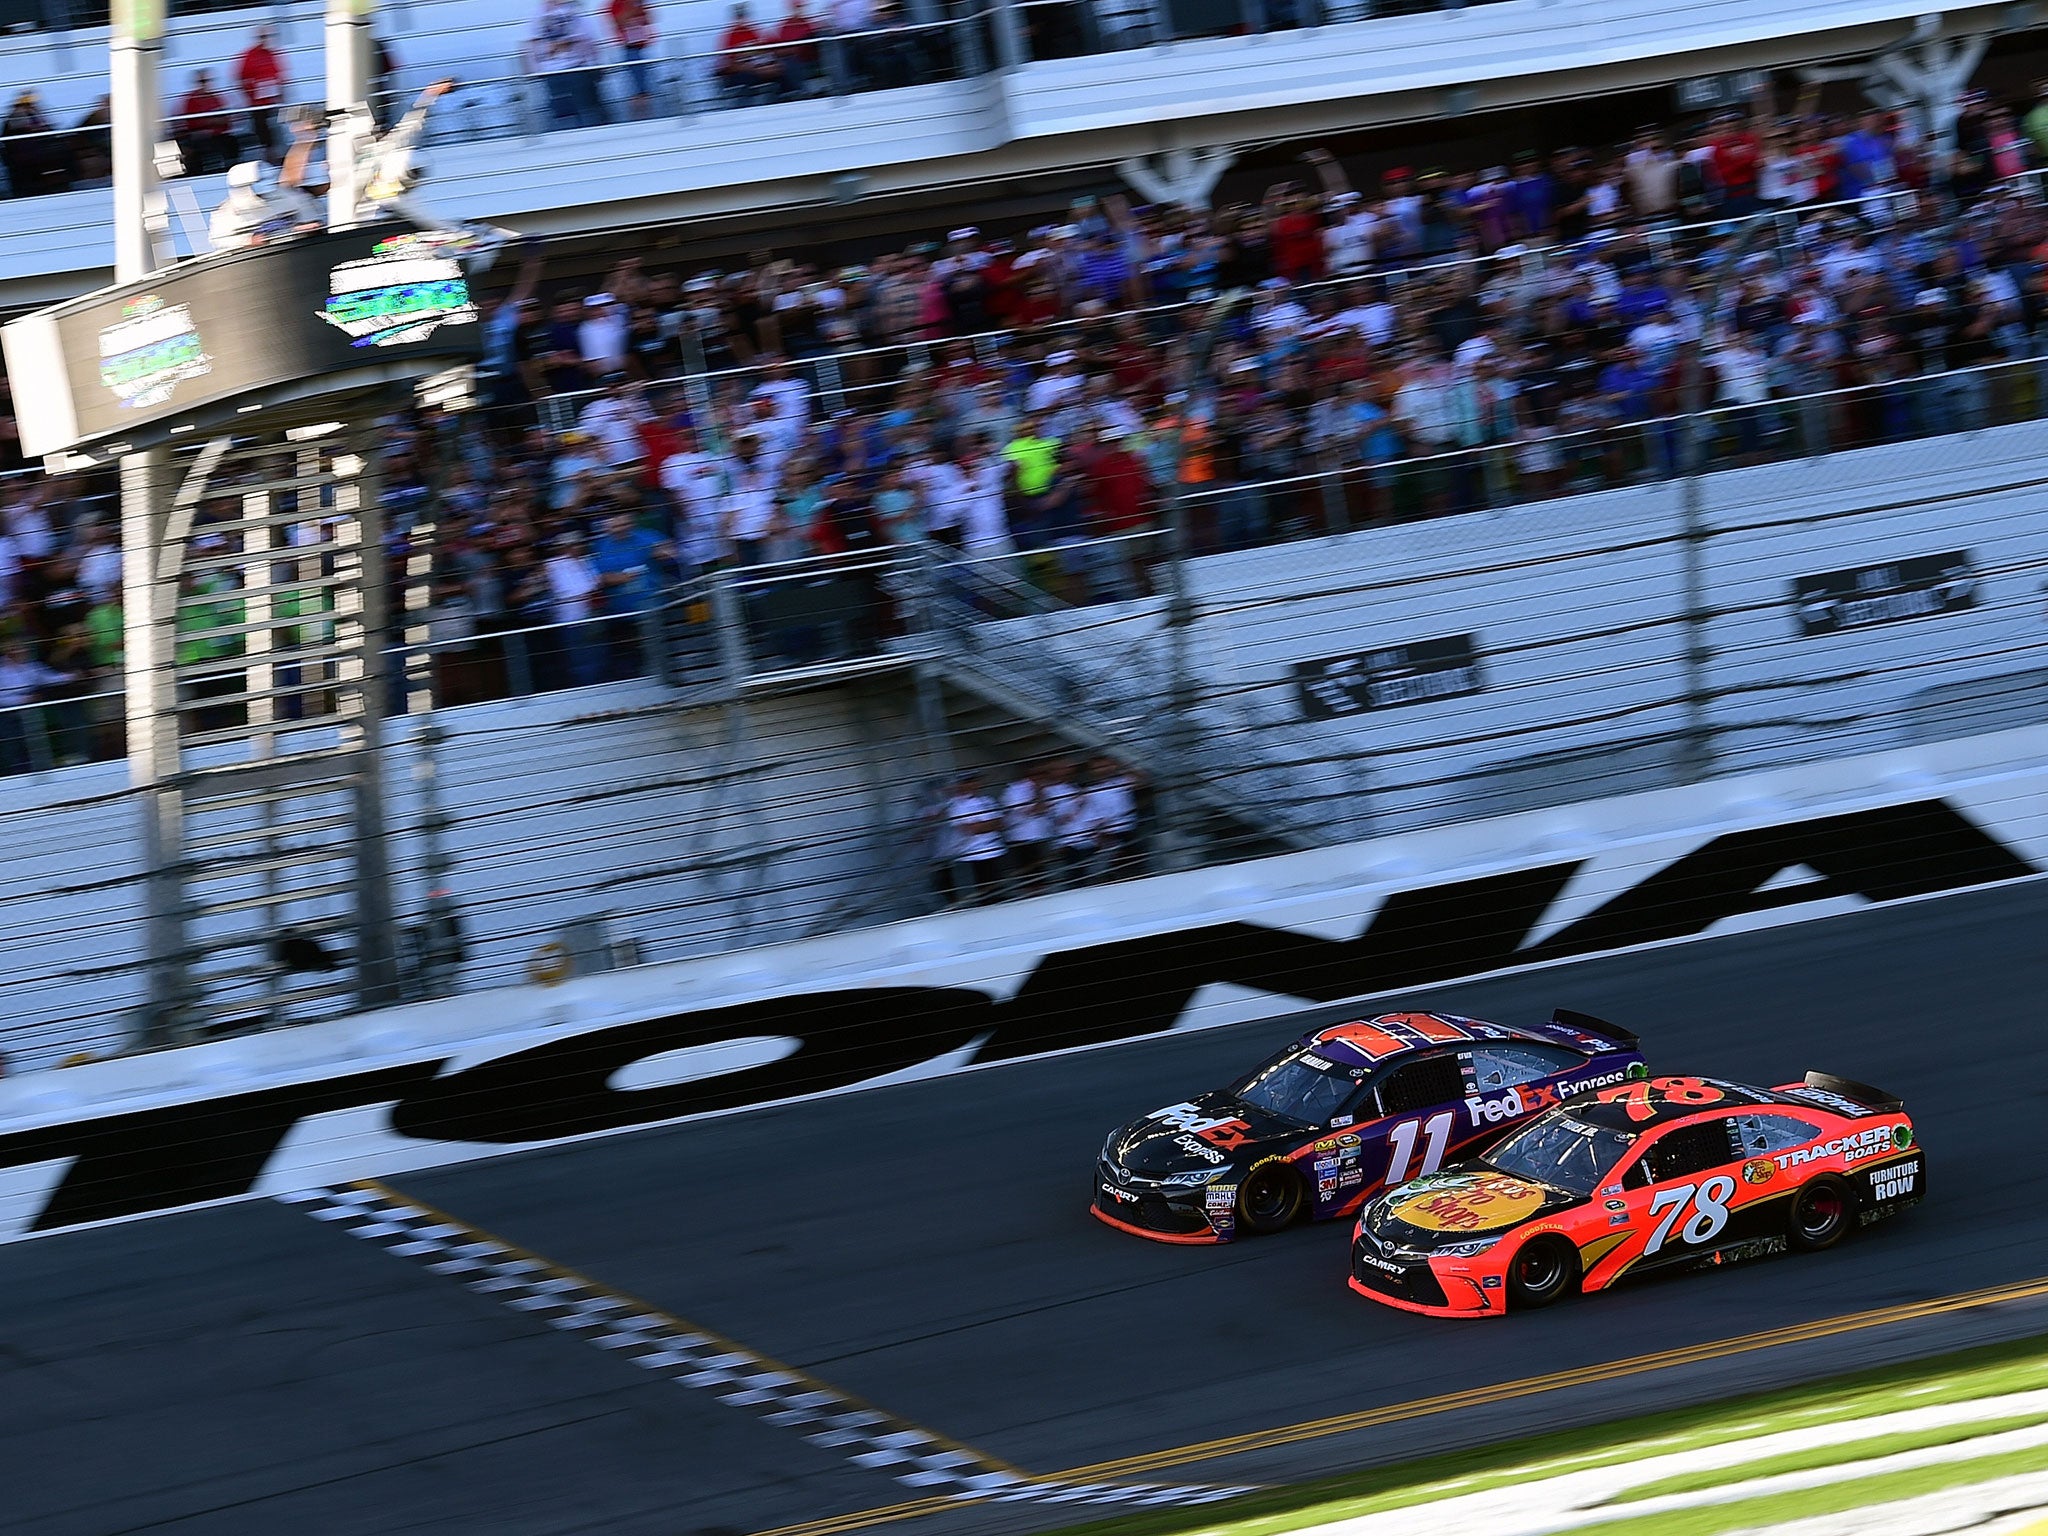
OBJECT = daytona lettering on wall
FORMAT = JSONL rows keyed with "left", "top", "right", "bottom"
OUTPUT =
{"left": 0, "top": 798, "right": 2029, "bottom": 1236}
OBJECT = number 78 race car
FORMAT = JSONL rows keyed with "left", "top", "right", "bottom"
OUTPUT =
{"left": 1093, "top": 1009, "right": 1647, "bottom": 1244}
{"left": 1349, "top": 1072, "right": 1924, "bottom": 1317}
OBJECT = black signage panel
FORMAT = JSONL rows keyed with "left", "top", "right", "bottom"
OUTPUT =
{"left": 1294, "top": 634, "right": 1485, "bottom": 720}
{"left": 1793, "top": 552, "right": 1976, "bottom": 637}
{"left": 4, "top": 224, "right": 480, "bottom": 458}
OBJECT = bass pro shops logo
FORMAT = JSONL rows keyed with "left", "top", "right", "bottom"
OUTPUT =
{"left": 0, "top": 797, "right": 2028, "bottom": 1237}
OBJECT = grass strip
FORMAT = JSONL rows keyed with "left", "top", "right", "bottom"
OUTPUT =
{"left": 1567, "top": 1440, "right": 2048, "bottom": 1536}
{"left": 1036, "top": 1331, "right": 2048, "bottom": 1536}
{"left": 1611, "top": 1410, "right": 2048, "bottom": 1503}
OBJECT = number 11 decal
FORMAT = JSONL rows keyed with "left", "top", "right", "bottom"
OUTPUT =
{"left": 1386, "top": 1110, "right": 1455, "bottom": 1185}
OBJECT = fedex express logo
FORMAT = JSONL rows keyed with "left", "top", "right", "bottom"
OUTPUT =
{"left": 1148, "top": 1102, "right": 1254, "bottom": 1148}
{"left": 1464, "top": 1069, "right": 1635, "bottom": 1127}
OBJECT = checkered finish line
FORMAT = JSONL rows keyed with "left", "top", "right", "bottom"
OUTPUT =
{"left": 281, "top": 1183, "right": 1256, "bottom": 1512}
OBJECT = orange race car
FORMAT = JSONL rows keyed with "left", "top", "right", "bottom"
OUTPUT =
{"left": 1349, "top": 1072, "right": 1923, "bottom": 1317}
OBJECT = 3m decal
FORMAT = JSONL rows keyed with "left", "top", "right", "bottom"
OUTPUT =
{"left": 0, "top": 799, "right": 2023, "bottom": 1235}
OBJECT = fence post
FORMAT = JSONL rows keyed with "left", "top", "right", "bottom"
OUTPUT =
{"left": 710, "top": 568, "right": 755, "bottom": 689}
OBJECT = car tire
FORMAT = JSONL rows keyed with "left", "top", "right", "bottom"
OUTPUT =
{"left": 1506, "top": 1236, "right": 1580, "bottom": 1310}
{"left": 1236, "top": 1161, "right": 1305, "bottom": 1235}
{"left": 1789, "top": 1176, "right": 1855, "bottom": 1252}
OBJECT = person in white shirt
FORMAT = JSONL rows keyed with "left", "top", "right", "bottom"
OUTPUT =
{"left": 660, "top": 432, "right": 730, "bottom": 570}
{"left": 1045, "top": 758, "right": 1093, "bottom": 889}
{"left": 1025, "top": 352, "right": 1086, "bottom": 414}
{"left": 1323, "top": 192, "right": 1378, "bottom": 274}
{"left": 578, "top": 293, "right": 629, "bottom": 377}
{"left": 544, "top": 532, "right": 601, "bottom": 625}
{"left": 721, "top": 437, "right": 779, "bottom": 564}
{"left": 0, "top": 638, "right": 71, "bottom": 775}
{"left": 544, "top": 531, "right": 604, "bottom": 685}
{"left": 1082, "top": 755, "right": 1139, "bottom": 881}
{"left": 750, "top": 361, "right": 813, "bottom": 437}
{"left": 1000, "top": 764, "right": 1053, "bottom": 896}
{"left": 578, "top": 379, "right": 649, "bottom": 471}
{"left": 526, "top": 0, "right": 607, "bottom": 128}
{"left": 905, "top": 451, "right": 967, "bottom": 548}
{"left": 945, "top": 772, "right": 1007, "bottom": 906}
{"left": 958, "top": 444, "right": 1012, "bottom": 556}
{"left": 75, "top": 524, "right": 122, "bottom": 600}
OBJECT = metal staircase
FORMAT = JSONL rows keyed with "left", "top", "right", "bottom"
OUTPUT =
{"left": 909, "top": 550, "right": 1358, "bottom": 856}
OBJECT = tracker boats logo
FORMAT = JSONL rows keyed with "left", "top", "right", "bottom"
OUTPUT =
{"left": 0, "top": 796, "right": 2031, "bottom": 1238}
{"left": 318, "top": 231, "right": 477, "bottom": 349}
{"left": 97, "top": 294, "right": 211, "bottom": 409}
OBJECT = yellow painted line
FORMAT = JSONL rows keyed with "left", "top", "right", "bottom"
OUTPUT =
{"left": 750, "top": 1272, "right": 2048, "bottom": 1536}
{"left": 1065, "top": 1273, "right": 2048, "bottom": 1480}
{"left": 353, "top": 1179, "right": 1033, "bottom": 1482}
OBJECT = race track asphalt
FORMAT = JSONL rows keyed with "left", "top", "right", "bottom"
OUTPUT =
{"left": 10, "top": 878, "right": 2048, "bottom": 1536}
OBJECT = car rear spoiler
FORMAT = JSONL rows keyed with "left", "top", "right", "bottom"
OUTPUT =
{"left": 1551, "top": 1009, "right": 1640, "bottom": 1048}
{"left": 1802, "top": 1071, "right": 1905, "bottom": 1113}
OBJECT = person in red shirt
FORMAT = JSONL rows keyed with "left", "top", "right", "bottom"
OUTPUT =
{"left": 235, "top": 25, "right": 288, "bottom": 162}
{"left": 1073, "top": 425, "right": 1154, "bottom": 598}
{"left": 607, "top": 0, "right": 657, "bottom": 119}
{"left": 175, "top": 68, "right": 236, "bottom": 174}
{"left": 772, "top": 1, "right": 820, "bottom": 96}
{"left": 1265, "top": 183, "right": 1326, "bottom": 284}
{"left": 716, "top": 4, "right": 784, "bottom": 104}
{"left": 1711, "top": 110, "right": 1762, "bottom": 217}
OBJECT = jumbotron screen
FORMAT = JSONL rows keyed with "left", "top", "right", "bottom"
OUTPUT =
{"left": 3, "top": 223, "right": 480, "bottom": 460}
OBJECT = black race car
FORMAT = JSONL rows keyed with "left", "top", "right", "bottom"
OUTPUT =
{"left": 1093, "top": 1009, "right": 1646, "bottom": 1243}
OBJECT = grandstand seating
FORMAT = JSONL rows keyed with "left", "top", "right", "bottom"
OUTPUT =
{"left": 0, "top": 0, "right": 2016, "bottom": 295}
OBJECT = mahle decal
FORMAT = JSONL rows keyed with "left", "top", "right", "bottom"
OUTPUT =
{"left": 319, "top": 231, "right": 477, "bottom": 349}
{"left": 98, "top": 294, "right": 211, "bottom": 408}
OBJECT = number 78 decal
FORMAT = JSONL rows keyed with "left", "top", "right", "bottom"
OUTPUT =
{"left": 1644, "top": 1175, "right": 1736, "bottom": 1256}
{"left": 1385, "top": 1110, "right": 1455, "bottom": 1185}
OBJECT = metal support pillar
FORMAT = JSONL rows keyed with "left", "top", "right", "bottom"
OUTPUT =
{"left": 341, "top": 426, "right": 403, "bottom": 1006}
{"left": 327, "top": 0, "right": 374, "bottom": 228}
{"left": 112, "top": 0, "right": 186, "bottom": 1042}
{"left": 1675, "top": 213, "right": 1772, "bottom": 786}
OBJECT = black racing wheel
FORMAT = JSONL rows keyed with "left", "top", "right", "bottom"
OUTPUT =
{"left": 1506, "top": 1236, "right": 1580, "bottom": 1310}
{"left": 1789, "top": 1176, "right": 1855, "bottom": 1252}
{"left": 1236, "top": 1161, "right": 1306, "bottom": 1234}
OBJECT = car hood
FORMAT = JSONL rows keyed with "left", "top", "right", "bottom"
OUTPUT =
{"left": 1105, "top": 1091, "right": 1305, "bottom": 1177}
{"left": 1362, "top": 1168, "right": 1585, "bottom": 1247}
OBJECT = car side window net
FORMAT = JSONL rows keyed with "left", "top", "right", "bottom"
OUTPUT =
{"left": 1377, "top": 1053, "right": 1467, "bottom": 1117}
{"left": 1646, "top": 1120, "right": 1735, "bottom": 1184}
{"left": 1735, "top": 1113, "right": 1823, "bottom": 1155}
{"left": 1470, "top": 1043, "right": 1578, "bottom": 1090}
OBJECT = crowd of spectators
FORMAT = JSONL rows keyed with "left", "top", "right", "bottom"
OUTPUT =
{"left": 930, "top": 757, "right": 1144, "bottom": 905}
{"left": 14, "top": 86, "right": 2048, "bottom": 778}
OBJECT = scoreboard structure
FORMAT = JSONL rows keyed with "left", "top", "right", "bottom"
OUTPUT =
{"left": 3, "top": 223, "right": 480, "bottom": 462}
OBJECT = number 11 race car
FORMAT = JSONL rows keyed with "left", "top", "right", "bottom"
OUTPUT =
{"left": 1349, "top": 1072, "right": 1924, "bottom": 1316}
{"left": 1093, "top": 1009, "right": 1647, "bottom": 1243}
